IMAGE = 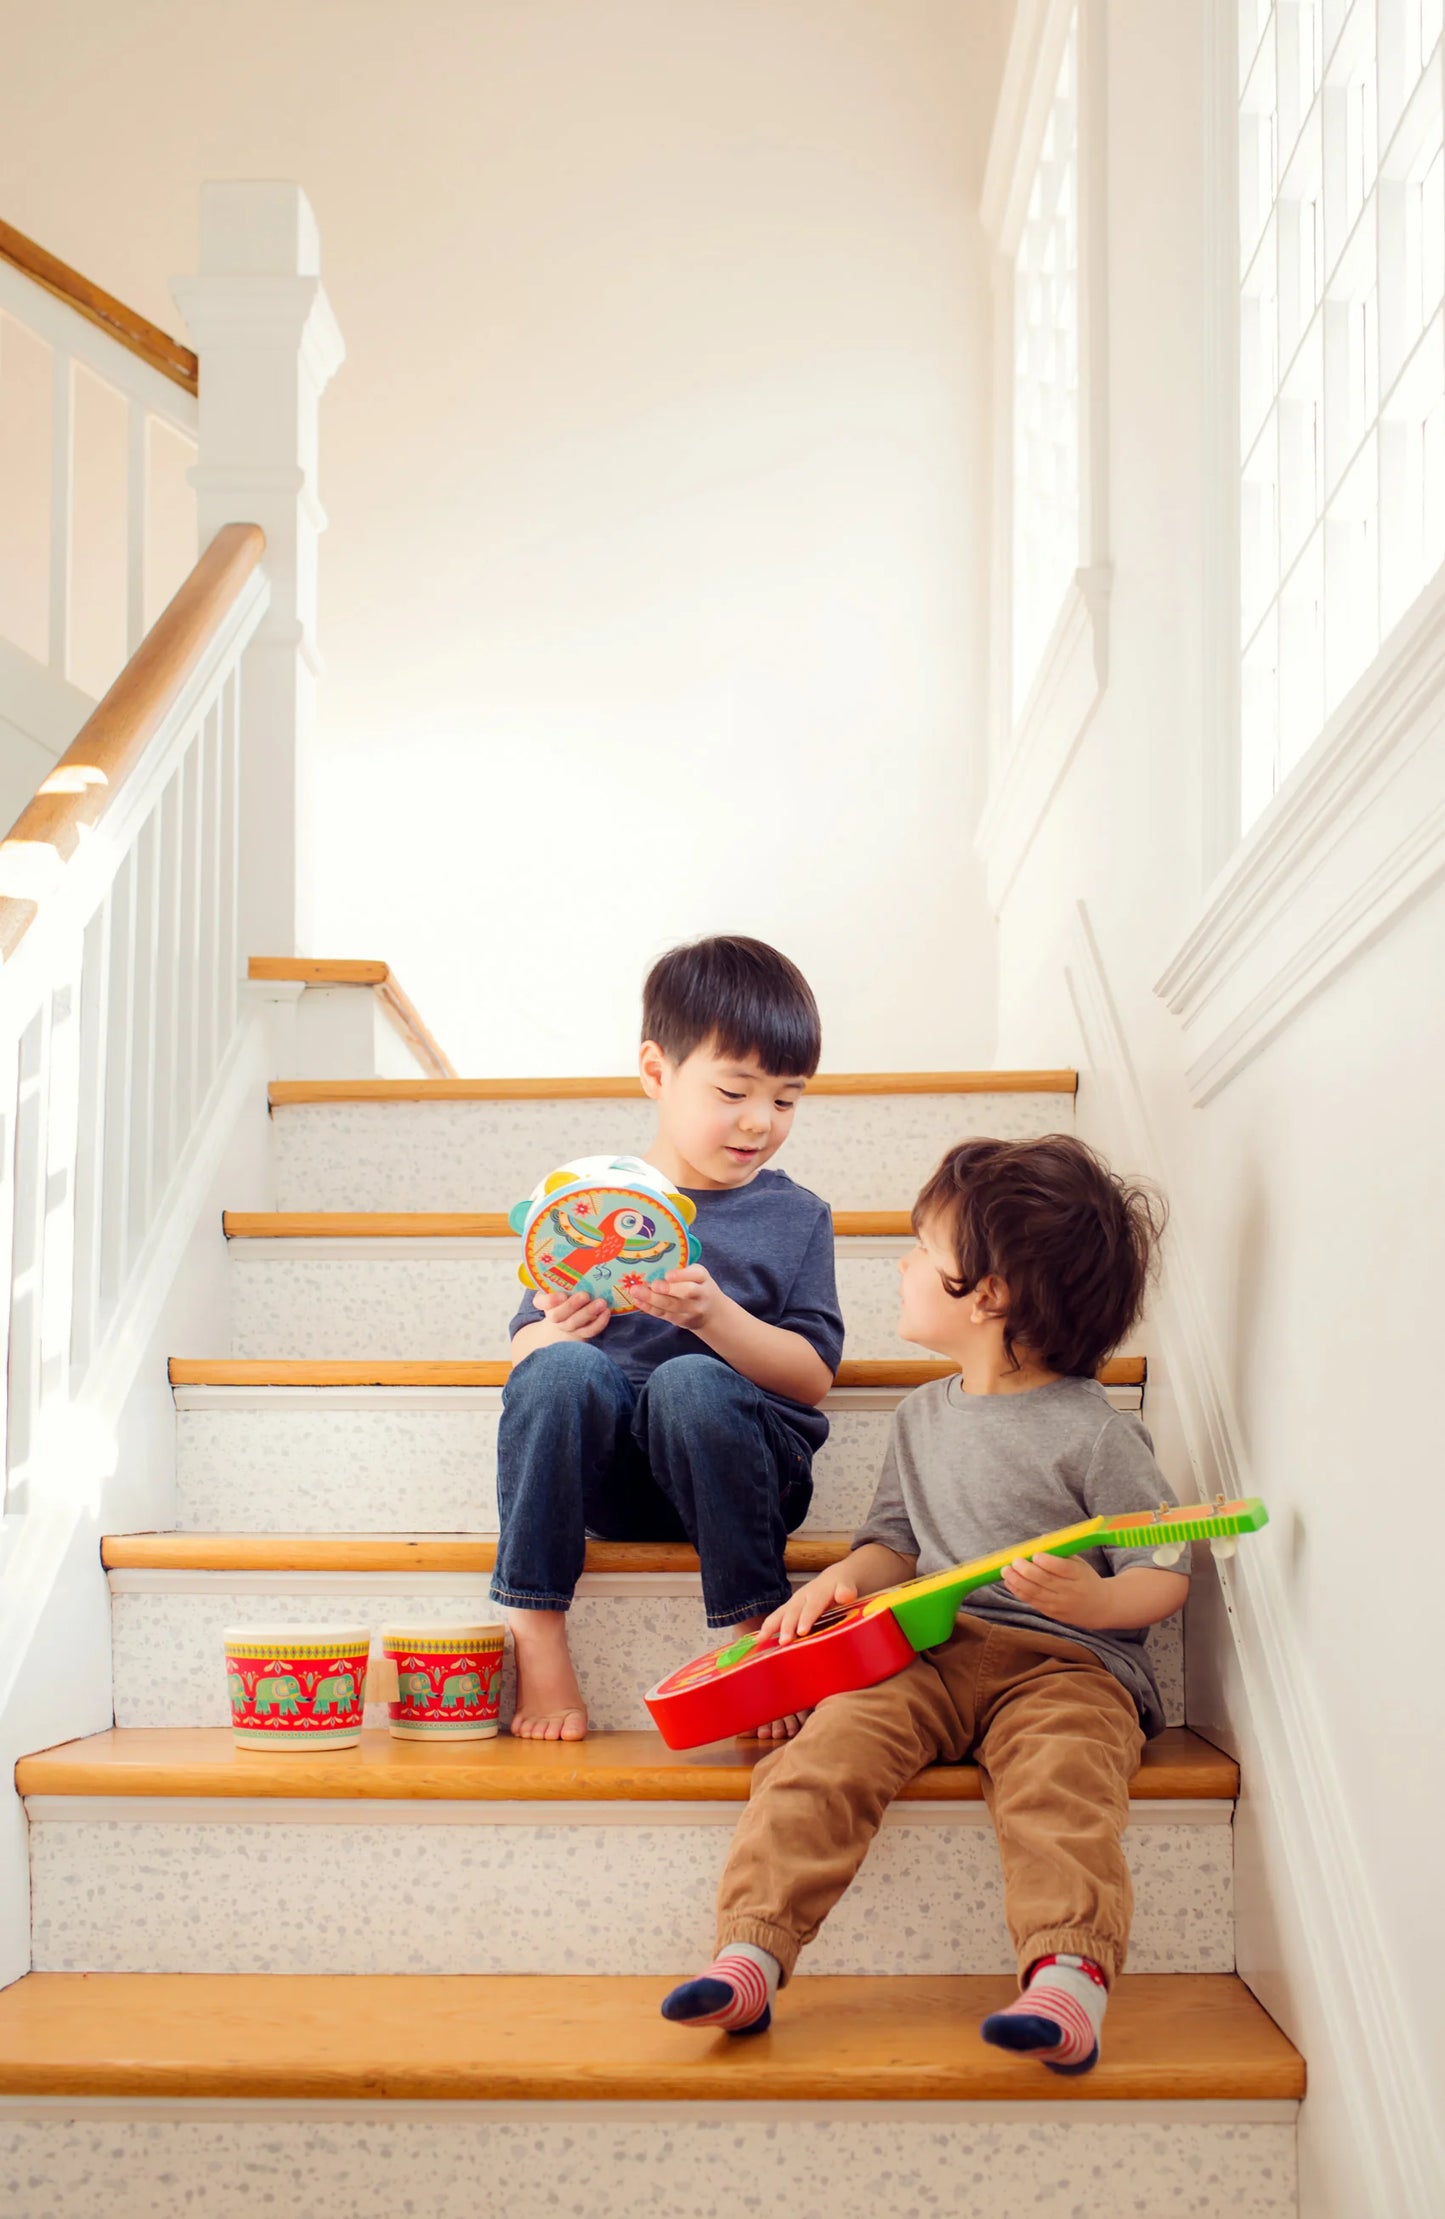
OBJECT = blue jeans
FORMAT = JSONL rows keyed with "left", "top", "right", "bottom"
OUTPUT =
{"left": 490, "top": 1342, "right": 814, "bottom": 1628}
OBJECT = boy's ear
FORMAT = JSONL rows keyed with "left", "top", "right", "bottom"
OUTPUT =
{"left": 638, "top": 1039, "right": 670, "bottom": 1100}
{"left": 969, "top": 1273, "right": 1010, "bottom": 1323}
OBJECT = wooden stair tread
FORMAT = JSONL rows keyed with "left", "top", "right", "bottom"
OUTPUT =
{"left": 0, "top": 1972, "right": 1302, "bottom": 2102}
{"left": 223, "top": 1210, "right": 916, "bottom": 1238}
{"left": 101, "top": 1532, "right": 855, "bottom": 1575}
{"left": 268, "top": 1071, "right": 1079, "bottom": 1105}
{"left": 17, "top": 1725, "right": 1236, "bottom": 1803}
{"left": 169, "top": 1356, "right": 1145, "bottom": 1388}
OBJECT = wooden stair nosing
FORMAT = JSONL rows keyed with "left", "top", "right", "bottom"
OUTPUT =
{"left": 249, "top": 958, "right": 392, "bottom": 988}
{"left": 100, "top": 1532, "right": 855, "bottom": 1576}
{"left": 223, "top": 1209, "right": 918, "bottom": 1239}
{"left": 0, "top": 1972, "right": 1304, "bottom": 2103}
{"left": 247, "top": 959, "right": 457, "bottom": 1081}
{"left": 16, "top": 1725, "right": 1239, "bottom": 1805}
{"left": 267, "top": 1070, "right": 1080, "bottom": 1106}
{"left": 168, "top": 1356, "right": 1147, "bottom": 1389}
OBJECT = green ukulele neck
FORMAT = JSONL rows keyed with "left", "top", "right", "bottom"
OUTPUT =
{"left": 872, "top": 1496, "right": 1270, "bottom": 1653}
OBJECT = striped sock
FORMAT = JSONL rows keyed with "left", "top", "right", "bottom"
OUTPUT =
{"left": 980, "top": 1953, "right": 1108, "bottom": 2075}
{"left": 660, "top": 1942, "right": 779, "bottom": 2036}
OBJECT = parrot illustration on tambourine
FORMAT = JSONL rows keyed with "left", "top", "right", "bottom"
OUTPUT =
{"left": 508, "top": 1156, "right": 700, "bottom": 1311}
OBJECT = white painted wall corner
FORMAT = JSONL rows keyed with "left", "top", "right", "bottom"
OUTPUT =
{"left": 1065, "top": 898, "right": 1445, "bottom": 2219}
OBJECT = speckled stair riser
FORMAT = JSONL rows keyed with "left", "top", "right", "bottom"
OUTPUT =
{"left": 28, "top": 1808, "right": 1231, "bottom": 1976}
{"left": 172, "top": 1389, "right": 1139, "bottom": 1535}
{"left": 228, "top": 1242, "right": 920, "bottom": 1362}
{"left": 271, "top": 1093, "right": 1072, "bottom": 1214}
{"left": 0, "top": 2111, "right": 1297, "bottom": 2219}
{"left": 174, "top": 1398, "right": 895, "bottom": 1532}
{"left": 108, "top": 1586, "right": 1184, "bottom": 1733}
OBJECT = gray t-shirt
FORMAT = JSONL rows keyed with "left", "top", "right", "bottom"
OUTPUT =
{"left": 853, "top": 1374, "right": 1189, "bottom": 1735}
{"left": 508, "top": 1166, "right": 844, "bottom": 1452}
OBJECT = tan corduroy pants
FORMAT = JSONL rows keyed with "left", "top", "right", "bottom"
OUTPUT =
{"left": 716, "top": 1611, "right": 1146, "bottom": 1987}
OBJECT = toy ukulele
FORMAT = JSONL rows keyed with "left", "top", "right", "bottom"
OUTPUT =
{"left": 645, "top": 1496, "right": 1268, "bottom": 1750}
{"left": 509, "top": 1155, "right": 700, "bottom": 1312}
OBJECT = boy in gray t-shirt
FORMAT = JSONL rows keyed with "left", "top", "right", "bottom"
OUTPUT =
{"left": 662, "top": 1134, "right": 1191, "bottom": 2076}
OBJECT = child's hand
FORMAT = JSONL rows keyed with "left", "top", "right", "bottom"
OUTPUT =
{"left": 1000, "top": 1550, "right": 1109, "bottom": 1629}
{"left": 761, "top": 1569, "right": 859, "bottom": 1646}
{"left": 627, "top": 1264, "right": 722, "bottom": 1332}
{"left": 533, "top": 1288, "right": 610, "bottom": 1343}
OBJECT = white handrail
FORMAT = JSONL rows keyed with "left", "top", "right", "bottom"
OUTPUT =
{"left": 0, "top": 525, "right": 267, "bottom": 1516}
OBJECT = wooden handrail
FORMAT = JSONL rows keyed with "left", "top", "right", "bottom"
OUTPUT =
{"left": 0, "top": 522, "right": 266, "bottom": 964}
{"left": 247, "top": 958, "right": 458, "bottom": 1078}
{"left": 0, "top": 217, "right": 199, "bottom": 395}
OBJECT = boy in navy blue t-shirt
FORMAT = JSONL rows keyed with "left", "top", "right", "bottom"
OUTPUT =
{"left": 491, "top": 936, "right": 844, "bottom": 1742}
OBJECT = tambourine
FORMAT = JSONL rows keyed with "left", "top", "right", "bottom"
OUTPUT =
{"left": 508, "top": 1155, "right": 700, "bottom": 1311}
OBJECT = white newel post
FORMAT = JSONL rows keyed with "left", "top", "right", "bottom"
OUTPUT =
{"left": 171, "top": 183, "right": 345, "bottom": 959}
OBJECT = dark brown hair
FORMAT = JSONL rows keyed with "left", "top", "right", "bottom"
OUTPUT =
{"left": 912, "top": 1135, "right": 1165, "bottom": 1378}
{"left": 642, "top": 935, "right": 821, "bottom": 1077}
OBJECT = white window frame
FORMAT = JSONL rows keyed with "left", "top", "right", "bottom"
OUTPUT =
{"left": 976, "top": 0, "right": 1111, "bottom": 912}
{"left": 1157, "top": 0, "right": 1445, "bottom": 1103}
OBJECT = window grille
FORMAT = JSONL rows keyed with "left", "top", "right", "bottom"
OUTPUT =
{"left": 1240, "top": 0, "right": 1445, "bottom": 826}
{"left": 1012, "top": 8, "right": 1080, "bottom": 717}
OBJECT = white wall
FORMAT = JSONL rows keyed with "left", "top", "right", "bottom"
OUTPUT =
{"left": 982, "top": 5, "right": 1445, "bottom": 2215}
{"left": 0, "top": 0, "right": 1007, "bottom": 1074}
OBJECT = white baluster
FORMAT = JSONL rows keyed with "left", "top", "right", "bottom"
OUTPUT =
{"left": 149, "top": 770, "right": 183, "bottom": 1200}
{"left": 37, "top": 948, "right": 83, "bottom": 1419}
{"left": 176, "top": 722, "right": 204, "bottom": 1139}
{"left": 219, "top": 662, "right": 240, "bottom": 1038}
{"left": 126, "top": 812, "right": 161, "bottom": 1270}
{"left": 7, "top": 1002, "right": 51, "bottom": 1504}
{"left": 98, "top": 848, "right": 137, "bottom": 1316}
{"left": 69, "top": 897, "right": 113, "bottom": 1383}
{"left": 196, "top": 701, "right": 222, "bottom": 1097}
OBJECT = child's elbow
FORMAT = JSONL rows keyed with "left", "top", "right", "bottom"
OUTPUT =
{"left": 1152, "top": 1569, "right": 1191, "bottom": 1622}
{"left": 805, "top": 1354, "right": 837, "bottom": 1406}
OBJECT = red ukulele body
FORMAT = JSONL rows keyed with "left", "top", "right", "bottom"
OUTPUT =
{"left": 646, "top": 1604, "right": 918, "bottom": 1750}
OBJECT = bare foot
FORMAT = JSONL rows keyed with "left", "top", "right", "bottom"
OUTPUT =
{"left": 507, "top": 1610, "right": 588, "bottom": 1740}
{"left": 726, "top": 1613, "right": 809, "bottom": 1743}
{"left": 749, "top": 1711, "right": 811, "bottom": 1742}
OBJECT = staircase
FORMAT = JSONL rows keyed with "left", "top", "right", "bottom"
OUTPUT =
{"left": 0, "top": 1067, "right": 1304, "bottom": 2217}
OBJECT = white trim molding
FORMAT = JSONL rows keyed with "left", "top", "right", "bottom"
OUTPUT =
{"left": 974, "top": 562, "right": 1111, "bottom": 910}
{"left": 977, "top": 0, "right": 1111, "bottom": 912}
{"left": 1155, "top": 562, "right": 1445, "bottom": 1103}
{"left": 1196, "top": 0, "right": 1241, "bottom": 888}
{"left": 1066, "top": 898, "right": 1445, "bottom": 2219}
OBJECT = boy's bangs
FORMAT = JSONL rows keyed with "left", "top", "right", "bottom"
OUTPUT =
{"left": 643, "top": 936, "right": 822, "bottom": 1077}
{"left": 708, "top": 998, "right": 820, "bottom": 1080}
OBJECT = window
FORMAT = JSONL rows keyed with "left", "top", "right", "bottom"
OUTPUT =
{"left": 1012, "top": 9, "right": 1080, "bottom": 716}
{"left": 1239, "top": 0, "right": 1445, "bottom": 827}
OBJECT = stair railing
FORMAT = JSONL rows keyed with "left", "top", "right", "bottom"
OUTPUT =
{"left": 0, "top": 218, "right": 200, "bottom": 702}
{"left": 0, "top": 522, "right": 267, "bottom": 1519}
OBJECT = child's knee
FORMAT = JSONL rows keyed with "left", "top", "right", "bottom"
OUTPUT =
{"left": 505, "top": 1338, "right": 615, "bottom": 1404}
{"left": 642, "top": 1353, "right": 748, "bottom": 1426}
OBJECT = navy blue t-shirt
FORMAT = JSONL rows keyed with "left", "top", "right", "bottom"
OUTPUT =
{"left": 507, "top": 1167, "right": 844, "bottom": 1451}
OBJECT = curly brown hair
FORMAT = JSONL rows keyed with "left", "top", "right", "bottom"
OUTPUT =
{"left": 912, "top": 1135, "right": 1166, "bottom": 1379}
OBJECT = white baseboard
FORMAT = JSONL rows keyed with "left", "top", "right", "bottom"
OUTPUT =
{"left": 1063, "top": 898, "right": 1445, "bottom": 2219}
